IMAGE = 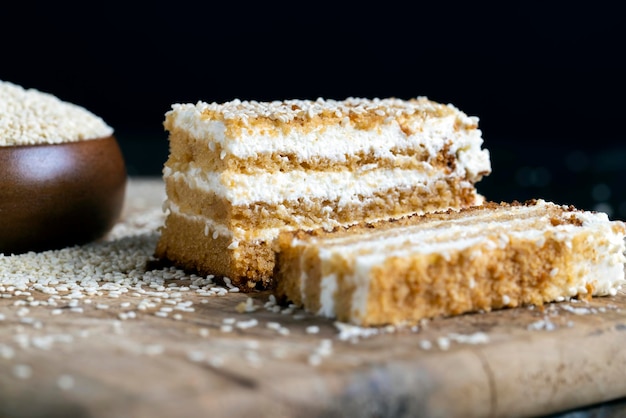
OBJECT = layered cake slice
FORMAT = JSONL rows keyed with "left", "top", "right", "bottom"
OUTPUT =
{"left": 274, "top": 200, "right": 626, "bottom": 326}
{"left": 155, "top": 97, "right": 492, "bottom": 290}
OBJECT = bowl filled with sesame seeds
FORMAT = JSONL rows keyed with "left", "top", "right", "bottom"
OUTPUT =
{"left": 0, "top": 80, "right": 127, "bottom": 254}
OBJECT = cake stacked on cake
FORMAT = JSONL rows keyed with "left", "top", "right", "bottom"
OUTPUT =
{"left": 274, "top": 200, "right": 626, "bottom": 326}
{"left": 155, "top": 97, "right": 492, "bottom": 290}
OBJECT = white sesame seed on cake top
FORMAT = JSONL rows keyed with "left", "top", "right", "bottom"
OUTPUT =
{"left": 168, "top": 96, "right": 476, "bottom": 135}
{"left": 195, "top": 96, "right": 452, "bottom": 121}
{"left": 0, "top": 80, "right": 113, "bottom": 146}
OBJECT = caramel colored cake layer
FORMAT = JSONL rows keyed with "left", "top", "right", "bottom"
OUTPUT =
{"left": 155, "top": 97, "right": 492, "bottom": 290}
{"left": 274, "top": 200, "right": 626, "bottom": 326}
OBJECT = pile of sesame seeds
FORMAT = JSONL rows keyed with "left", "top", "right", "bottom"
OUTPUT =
{"left": 0, "top": 80, "right": 113, "bottom": 146}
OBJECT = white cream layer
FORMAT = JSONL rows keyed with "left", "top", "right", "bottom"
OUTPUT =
{"left": 164, "top": 164, "right": 475, "bottom": 206}
{"left": 297, "top": 201, "right": 626, "bottom": 324}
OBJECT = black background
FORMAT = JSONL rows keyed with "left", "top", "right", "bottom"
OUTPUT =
{"left": 2, "top": 3, "right": 625, "bottom": 217}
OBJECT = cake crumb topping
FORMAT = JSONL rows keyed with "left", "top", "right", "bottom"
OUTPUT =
{"left": 0, "top": 80, "right": 113, "bottom": 146}
{"left": 167, "top": 96, "right": 479, "bottom": 135}
{"left": 197, "top": 97, "right": 453, "bottom": 121}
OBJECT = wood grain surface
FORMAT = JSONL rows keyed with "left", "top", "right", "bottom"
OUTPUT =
{"left": 1, "top": 177, "right": 625, "bottom": 418}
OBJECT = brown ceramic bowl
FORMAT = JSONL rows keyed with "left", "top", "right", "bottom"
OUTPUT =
{"left": 0, "top": 136, "right": 127, "bottom": 254}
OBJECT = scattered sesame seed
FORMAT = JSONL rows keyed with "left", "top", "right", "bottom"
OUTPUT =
{"left": 527, "top": 316, "right": 557, "bottom": 331}
{"left": 57, "top": 374, "right": 75, "bottom": 391}
{"left": 220, "top": 325, "right": 233, "bottom": 333}
{"left": 447, "top": 332, "right": 490, "bottom": 345}
{"left": 187, "top": 350, "right": 205, "bottom": 362}
{"left": 334, "top": 322, "right": 381, "bottom": 341}
{"left": 308, "top": 354, "right": 322, "bottom": 366}
{"left": 419, "top": 340, "right": 433, "bottom": 350}
{"left": 436, "top": 337, "right": 451, "bottom": 351}
{"left": 235, "top": 297, "right": 257, "bottom": 313}
{"left": 12, "top": 364, "right": 33, "bottom": 379}
{"left": 236, "top": 319, "right": 258, "bottom": 329}
{"left": 142, "top": 345, "right": 162, "bottom": 356}
{"left": 305, "top": 326, "right": 320, "bottom": 334}
{"left": 0, "top": 344, "right": 15, "bottom": 359}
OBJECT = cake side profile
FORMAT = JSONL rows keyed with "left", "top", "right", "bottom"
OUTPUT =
{"left": 155, "top": 97, "right": 492, "bottom": 290}
{"left": 274, "top": 200, "right": 626, "bottom": 326}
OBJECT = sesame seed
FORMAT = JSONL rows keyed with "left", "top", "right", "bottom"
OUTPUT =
{"left": 305, "top": 326, "right": 320, "bottom": 334}
{"left": 236, "top": 319, "right": 258, "bottom": 329}
{"left": 12, "top": 364, "right": 33, "bottom": 379}
{"left": 419, "top": 340, "right": 433, "bottom": 350}
{"left": 436, "top": 337, "right": 451, "bottom": 350}
{"left": 308, "top": 354, "right": 322, "bottom": 366}
{"left": 57, "top": 374, "right": 75, "bottom": 390}
{"left": 187, "top": 350, "right": 205, "bottom": 362}
{"left": 207, "top": 357, "right": 223, "bottom": 368}
{"left": 0, "top": 80, "right": 113, "bottom": 146}
{"left": 0, "top": 344, "right": 15, "bottom": 359}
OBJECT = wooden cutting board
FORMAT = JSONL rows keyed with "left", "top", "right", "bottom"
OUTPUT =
{"left": 1, "top": 177, "right": 625, "bottom": 418}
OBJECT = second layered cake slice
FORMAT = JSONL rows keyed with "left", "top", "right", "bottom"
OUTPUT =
{"left": 274, "top": 200, "right": 626, "bottom": 326}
